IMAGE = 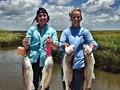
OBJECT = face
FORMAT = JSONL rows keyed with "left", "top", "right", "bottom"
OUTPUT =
{"left": 37, "top": 13, "right": 48, "bottom": 27}
{"left": 70, "top": 10, "right": 82, "bottom": 28}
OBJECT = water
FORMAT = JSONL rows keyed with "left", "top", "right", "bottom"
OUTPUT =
{"left": 0, "top": 49, "right": 120, "bottom": 90}
{"left": 93, "top": 70, "right": 120, "bottom": 90}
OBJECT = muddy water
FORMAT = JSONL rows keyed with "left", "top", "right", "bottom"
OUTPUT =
{"left": 0, "top": 49, "right": 120, "bottom": 90}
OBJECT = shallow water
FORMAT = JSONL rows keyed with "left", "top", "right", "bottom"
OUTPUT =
{"left": 0, "top": 49, "right": 120, "bottom": 90}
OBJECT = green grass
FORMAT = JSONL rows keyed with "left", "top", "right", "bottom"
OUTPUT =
{"left": 0, "top": 31, "right": 25, "bottom": 48}
{"left": 93, "top": 31, "right": 120, "bottom": 51}
{"left": 92, "top": 31, "right": 120, "bottom": 73}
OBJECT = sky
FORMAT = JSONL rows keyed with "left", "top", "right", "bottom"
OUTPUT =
{"left": 0, "top": 0, "right": 120, "bottom": 31}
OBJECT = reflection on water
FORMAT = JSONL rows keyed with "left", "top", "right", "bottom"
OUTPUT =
{"left": 0, "top": 49, "right": 23, "bottom": 90}
{"left": 93, "top": 70, "right": 120, "bottom": 90}
{"left": 0, "top": 49, "right": 120, "bottom": 90}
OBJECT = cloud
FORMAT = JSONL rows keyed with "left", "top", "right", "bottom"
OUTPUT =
{"left": 0, "top": 0, "right": 74, "bottom": 30}
{"left": 80, "top": 0, "right": 120, "bottom": 28}
{"left": 0, "top": 0, "right": 120, "bottom": 31}
{"left": 43, "top": 4, "right": 74, "bottom": 30}
{"left": 48, "top": 0, "right": 71, "bottom": 5}
{"left": 11, "top": 0, "right": 40, "bottom": 6}
{"left": 115, "top": 7, "right": 120, "bottom": 15}
{"left": 0, "top": 0, "right": 41, "bottom": 30}
{"left": 88, "top": 12, "right": 120, "bottom": 23}
{"left": 82, "top": 0, "right": 115, "bottom": 12}
{"left": 0, "top": 0, "right": 40, "bottom": 16}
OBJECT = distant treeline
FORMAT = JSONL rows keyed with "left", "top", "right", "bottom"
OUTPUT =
{"left": 0, "top": 30, "right": 120, "bottom": 73}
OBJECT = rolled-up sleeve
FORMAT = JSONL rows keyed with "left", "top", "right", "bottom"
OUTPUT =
{"left": 26, "top": 27, "right": 40, "bottom": 49}
{"left": 59, "top": 30, "right": 68, "bottom": 47}
{"left": 83, "top": 29, "right": 98, "bottom": 50}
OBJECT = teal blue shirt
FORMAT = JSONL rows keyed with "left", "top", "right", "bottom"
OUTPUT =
{"left": 26, "top": 25, "right": 58, "bottom": 67}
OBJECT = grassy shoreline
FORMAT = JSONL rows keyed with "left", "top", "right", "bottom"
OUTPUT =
{"left": 93, "top": 31, "right": 120, "bottom": 73}
{"left": 0, "top": 30, "right": 26, "bottom": 48}
{"left": 0, "top": 30, "right": 120, "bottom": 73}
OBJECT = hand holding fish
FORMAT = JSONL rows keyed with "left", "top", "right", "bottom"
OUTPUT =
{"left": 18, "top": 47, "right": 26, "bottom": 56}
{"left": 22, "top": 37, "right": 29, "bottom": 49}
{"left": 46, "top": 36, "right": 58, "bottom": 50}
{"left": 62, "top": 43, "right": 69, "bottom": 49}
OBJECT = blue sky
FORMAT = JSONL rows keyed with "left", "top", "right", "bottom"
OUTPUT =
{"left": 0, "top": 0, "right": 120, "bottom": 31}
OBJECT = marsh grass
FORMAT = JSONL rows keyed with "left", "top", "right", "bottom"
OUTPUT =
{"left": 0, "top": 31, "right": 25, "bottom": 48}
{"left": 92, "top": 31, "right": 120, "bottom": 73}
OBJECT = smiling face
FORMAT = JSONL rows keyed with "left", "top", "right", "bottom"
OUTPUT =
{"left": 70, "top": 9, "right": 82, "bottom": 28}
{"left": 37, "top": 12, "right": 48, "bottom": 28}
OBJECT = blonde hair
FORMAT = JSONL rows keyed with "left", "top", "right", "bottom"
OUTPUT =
{"left": 69, "top": 8, "right": 81, "bottom": 17}
{"left": 69, "top": 8, "right": 82, "bottom": 21}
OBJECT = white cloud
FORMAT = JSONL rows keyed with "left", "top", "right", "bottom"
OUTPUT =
{"left": 0, "top": 0, "right": 120, "bottom": 30}
{"left": 115, "top": 8, "right": 120, "bottom": 15}
{"left": 0, "top": 0, "right": 41, "bottom": 30}
{"left": 43, "top": 4, "right": 74, "bottom": 30}
{"left": 89, "top": 13, "right": 120, "bottom": 23}
{"left": 11, "top": 0, "right": 40, "bottom": 6}
{"left": 0, "top": 0, "right": 74, "bottom": 30}
{"left": 111, "top": 15, "right": 120, "bottom": 22}
{"left": 82, "top": 0, "right": 115, "bottom": 12}
{"left": 0, "top": 0, "right": 40, "bottom": 16}
{"left": 48, "top": 0, "right": 71, "bottom": 5}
